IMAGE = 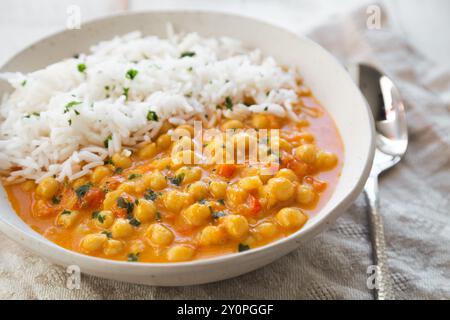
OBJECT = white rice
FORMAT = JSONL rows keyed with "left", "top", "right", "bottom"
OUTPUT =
{"left": 0, "top": 28, "right": 303, "bottom": 183}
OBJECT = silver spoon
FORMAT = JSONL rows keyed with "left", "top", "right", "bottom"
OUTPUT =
{"left": 349, "top": 63, "right": 408, "bottom": 300}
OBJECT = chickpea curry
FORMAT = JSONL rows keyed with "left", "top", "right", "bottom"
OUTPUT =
{"left": 5, "top": 92, "right": 343, "bottom": 263}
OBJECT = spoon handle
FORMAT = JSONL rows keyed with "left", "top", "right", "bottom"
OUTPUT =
{"left": 364, "top": 176, "right": 396, "bottom": 300}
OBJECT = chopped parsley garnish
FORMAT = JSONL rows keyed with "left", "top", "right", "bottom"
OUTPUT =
{"left": 92, "top": 211, "right": 105, "bottom": 223}
{"left": 24, "top": 112, "right": 40, "bottom": 118}
{"left": 127, "top": 253, "right": 139, "bottom": 262}
{"left": 128, "top": 173, "right": 142, "bottom": 180}
{"left": 68, "top": 119, "right": 72, "bottom": 125}
{"left": 217, "top": 199, "right": 225, "bottom": 206}
{"left": 264, "top": 106, "right": 269, "bottom": 111}
{"left": 126, "top": 69, "right": 138, "bottom": 80}
{"left": 21, "top": 80, "right": 27, "bottom": 86}
{"left": 144, "top": 189, "right": 158, "bottom": 201}
{"left": 77, "top": 63, "right": 87, "bottom": 73}
{"left": 129, "top": 218, "right": 141, "bottom": 227}
{"left": 180, "top": 51, "right": 196, "bottom": 58}
{"left": 147, "top": 110, "right": 159, "bottom": 121}
{"left": 238, "top": 243, "right": 250, "bottom": 252}
{"left": 51, "top": 196, "right": 61, "bottom": 204}
{"left": 123, "top": 87, "right": 129, "bottom": 100}
{"left": 169, "top": 173, "right": 185, "bottom": 186}
{"left": 224, "top": 96, "right": 233, "bottom": 110}
{"left": 103, "top": 134, "right": 112, "bottom": 148}
{"left": 212, "top": 211, "right": 226, "bottom": 219}
{"left": 155, "top": 211, "right": 162, "bottom": 221}
{"left": 64, "top": 101, "right": 82, "bottom": 113}
{"left": 102, "top": 231, "right": 112, "bottom": 239}
{"left": 114, "top": 167, "right": 124, "bottom": 174}
{"left": 117, "top": 197, "right": 134, "bottom": 216}
{"left": 75, "top": 183, "right": 92, "bottom": 199}
{"left": 61, "top": 209, "right": 72, "bottom": 215}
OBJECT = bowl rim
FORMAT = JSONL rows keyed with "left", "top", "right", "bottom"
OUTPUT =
{"left": 0, "top": 9, "right": 375, "bottom": 270}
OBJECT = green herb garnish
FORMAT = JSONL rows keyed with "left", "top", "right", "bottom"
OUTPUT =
{"left": 51, "top": 196, "right": 61, "bottom": 204}
{"left": 128, "top": 173, "right": 142, "bottom": 180}
{"left": 238, "top": 243, "right": 250, "bottom": 252}
{"left": 126, "top": 69, "right": 138, "bottom": 80}
{"left": 144, "top": 189, "right": 157, "bottom": 201}
{"left": 75, "top": 183, "right": 92, "bottom": 199}
{"left": 180, "top": 51, "right": 196, "bottom": 58}
{"left": 123, "top": 87, "right": 129, "bottom": 100}
{"left": 64, "top": 101, "right": 82, "bottom": 113}
{"left": 127, "top": 253, "right": 139, "bottom": 262}
{"left": 129, "top": 218, "right": 141, "bottom": 227}
{"left": 169, "top": 173, "right": 185, "bottom": 186}
{"left": 114, "top": 167, "right": 124, "bottom": 174}
{"left": 103, "top": 134, "right": 112, "bottom": 148}
{"left": 61, "top": 209, "right": 72, "bottom": 215}
{"left": 217, "top": 199, "right": 225, "bottom": 206}
{"left": 147, "top": 110, "right": 159, "bottom": 122}
{"left": 102, "top": 231, "right": 112, "bottom": 239}
{"left": 117, "top": 197, "right": 134, "bottom": 215}
{"left": 21, "top": 80, "right": 27, "bottom": 86}
{"left": 212, "top": 211, "right": 226, "bottom": 219}
{"left": 224, "top": 96, "right": 233, "bottom": 110}
{"left": 77, "top": 63, "right": 86, "bottom": 73}
{"left": 155, "top": 211, "right": 162, "bottom": 221}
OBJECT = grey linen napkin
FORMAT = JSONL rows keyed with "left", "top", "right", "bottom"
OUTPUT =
{"left": 0, "top": 6, "right": 449, "bottom": 300}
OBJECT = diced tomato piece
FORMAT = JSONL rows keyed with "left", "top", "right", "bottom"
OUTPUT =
{"left": 217, "top": 164, "right": 236, "bottom": 178}
{"left": 304, "top": 176, "right": 327, "bottom": 192}
{"left": 77, "top": 187, "right": 104, "bottom": 209}
{"left": 247, "top": 194, "right": 262, "bottom": 217}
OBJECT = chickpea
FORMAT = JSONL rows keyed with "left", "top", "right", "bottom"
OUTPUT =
{"left": 138, "top": 142, "right": 157, "bottom": 159}
{"left": 116, "top": 182, "right": 136, "bottom": 194}
{"left": 111, "top": 218, "right": 134, "bottom": 239}
{"left": 251, "top": 114, "right": 271, "bottom": 129}
{"left": 276, "top": 207, "right": 308, "bottom": 228}
{"left": 112, "top": 153, "right": 132, "bottom": 169}
{"left": 92, "top": 165, "right": 112, "bottom": 184}
{"left": 255, "top": 222, "right": 277, "bottom": 238}
{"left": 175, "top": 166, "right": 202, "bottom": 184}
{"left": 102, "top": 190, "right": 121, "bottom": 210}
{"left": 259, "top": 185, "right": 277, "bottom": 208}
{"left": 151, "top": 157, "right": 171, "bottom": 171}
{"left": 296, "top": 184, "right": 316, "bottom": 205}
{"left": 94, "top": 210, "right": 115, "bottom": 229}
{"left": 199, "top": 226, "right": 227, "bottom": 246}
{"left": 267, "top": 177, "right": 294, "bottom": 201}
{"left": 81, "top": 233, "right": 107, "bottom": 252}
{"left": 222, "top": 215, "right": 249, "bottom": 240}
{"left": 156, "top": 133, "right": 172, "bottom": 150}
{"left": 36, "top": 177, "right": 59, "bottom": 200}
{"left": 167, "top": 245, "right": 195, "bottom": 262}
{"left": 72, "top": 177, "right": 89, "bottom": 190}
{"left": 275, "top": 168, "right": 298, "bottom": 182}
{"left": 209, "top": 180, "right": 227, "bottom": 198}
{"left": 226, "top": 185, "right": 248, "bottom": 207}
{"left": 187, "top": 181, "right": 209, "bottom": 200}
{"left": 172, "top": 150, "right": 196, "bottom": 167}
{"left": 221, "top": 119, "right": 244, "bottom": 130}
{"left": 278, "top": 138, "right": 293, "bottom": 152}
{"left": 133, "top": 199, "right": 157, "bottom": 223}
{"left": 130, "top": 240, "right": 146, "bottom": 254}
{"left": 104, "top": 239, "right": 124, "bottom": 256}
{"left": 294, "top": 144, "right": 317, "bottom": 165}
{"left": 145, "top": 224, "right": 174, "bottom": 246}
{"left": 56, "top": 210, "right": 80, "bottom": 229}
{"left": 316, "top": 151, "right": 338, "bottom": 171}
{"left": 163, "top": 190, "right": 193, "bottom": 213}
{"left": 182, "top": 203, "right": 211, "bottom": 227}
{"left": 172, "top": 136, "right": 193, "bottom": 153}
{"left": 238, "top": 176, "right": 263, "bottom": 191}
{"left": 298, "top": 132, "right": 315, "bottom": 144}
{"left": 173, "top": 125, "right": 194, "bottom": 138}
{"left": 143, "top": 170, "right": 167, "bottom": 190}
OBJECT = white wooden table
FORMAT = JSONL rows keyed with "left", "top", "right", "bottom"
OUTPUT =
{"left": 0, "top": 0, "right": 449, "bottom": 68}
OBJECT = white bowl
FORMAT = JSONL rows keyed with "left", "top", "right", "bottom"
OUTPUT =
{"left": 0, "top": 11, "right": 374, "bottom": 286}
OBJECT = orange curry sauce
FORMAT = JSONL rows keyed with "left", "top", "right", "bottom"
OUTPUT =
{"left": 5, "top": 92, "right": 343, "bottom": 263}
